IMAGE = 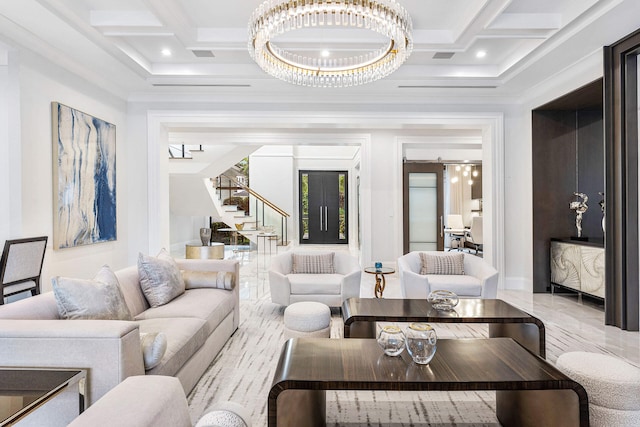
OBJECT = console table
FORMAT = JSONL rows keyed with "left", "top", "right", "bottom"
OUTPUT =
{"left": 185, "top": 243, "right": 224, "bottom": 260}
{"left": 268, "top": 338, "right": 588, "bottom": 427}
{"left": 0, "top": 368, "right": 85, "bottom": 426}
{"left": 550, "top": 238, "right": 604, "bottom": 299}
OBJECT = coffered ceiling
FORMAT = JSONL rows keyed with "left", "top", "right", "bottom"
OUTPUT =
{"left": 0, "top": 0, "right": 633, "bottom": 102}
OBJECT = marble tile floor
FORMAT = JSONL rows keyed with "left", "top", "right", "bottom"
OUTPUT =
{"left": 218, "top": 244, "right": 640, "bottom": 367}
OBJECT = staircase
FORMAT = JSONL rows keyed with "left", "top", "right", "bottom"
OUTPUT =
{"left": 210, "top": 174, "right": 290, "bottom": 248}
{"left": 169, "top": 144, "right": 290, "bottom": 248}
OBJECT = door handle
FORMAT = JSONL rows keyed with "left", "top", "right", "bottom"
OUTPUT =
{"left": 320, "top": 206, "right": 323, "bottom": 231}
{"left": 325, "top": 206, "right": 328, "bottom": 231}
{"left": 440, "top": 216, "right": 443, "bottom": 238}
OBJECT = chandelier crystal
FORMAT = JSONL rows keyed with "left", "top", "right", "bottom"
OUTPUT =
{"left": 248, "top": 0, "right": 413, "bottom": 88}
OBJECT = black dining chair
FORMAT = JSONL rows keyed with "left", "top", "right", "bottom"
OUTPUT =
{"left": 0, "top": 236, "right": 48, "bottom": 304}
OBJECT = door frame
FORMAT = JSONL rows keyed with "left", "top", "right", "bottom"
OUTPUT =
{"left": 402, "top": 162, "right": 445, "bottom": 253}
{"left": 298, "top": 170, "right": 349, "bottom": 245}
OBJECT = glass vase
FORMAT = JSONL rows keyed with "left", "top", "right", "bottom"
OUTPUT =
{"left": 405, "top": 323, "right": 437, "bottom": 365}
{"left": 377, "top": 325, "right": 406, "bottom": 357}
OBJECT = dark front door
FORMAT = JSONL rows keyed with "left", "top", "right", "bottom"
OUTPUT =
{"left": 300, "top": 171, "right": 348, "bottom": 244}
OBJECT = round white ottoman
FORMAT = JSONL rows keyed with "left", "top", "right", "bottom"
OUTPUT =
{"left": 556, "top": 351, "right": 640, "bottom": 427}
{"left": 195, "top": 401, "right": 251, "bottom": 427}
{"left": 284, "top": 301, "right": 331, "bottom": 340}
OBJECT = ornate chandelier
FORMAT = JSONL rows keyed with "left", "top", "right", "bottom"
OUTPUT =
{"left": 248, "top": 0, "right": 413, "bottom": 88}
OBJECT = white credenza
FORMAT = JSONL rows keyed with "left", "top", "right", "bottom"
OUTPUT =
{"left": 550, "top": 238, "right": 605, "bottom": 299}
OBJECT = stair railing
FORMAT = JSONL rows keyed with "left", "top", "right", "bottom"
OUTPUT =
{"left": 221, "top": 174, "right": 289, "bottom": 246}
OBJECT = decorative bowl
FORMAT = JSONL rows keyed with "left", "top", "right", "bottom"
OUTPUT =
{"left": 427, "top": 290, "right": 459, "bottom": 311}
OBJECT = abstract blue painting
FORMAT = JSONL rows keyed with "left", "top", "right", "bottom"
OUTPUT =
{"left": 52, "top": 103, "right": 116, "bottom": 249}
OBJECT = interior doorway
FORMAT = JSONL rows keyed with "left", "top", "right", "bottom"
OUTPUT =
{"left": 403, "top": 162, "right": 444, "bottom": 253}
{"left": 299, "top": 170, "right": 348, "bottom": 244}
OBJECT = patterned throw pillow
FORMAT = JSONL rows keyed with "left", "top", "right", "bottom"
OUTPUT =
{"left": 52, "top": 265, "right": 133, "bottom": 320}
{"left": 419, "top": 252, "right": 465, "bottom": 275}
{"left": 137, "top": 248, "right": 186, "bottom": 307}
{"left": 291, "top": 252, "right": 335, "bottom": 274}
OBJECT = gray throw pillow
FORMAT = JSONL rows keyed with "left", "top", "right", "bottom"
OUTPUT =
{"left": 137, "top": 249, "right": 185, "bottom": 307}
{"left": 291, "top": 252, "right": 335, "bottom": 274}
{"left": 419, "top": 252, "right": 465, "bottom": 275}
{"left": 140, "top": 332, "right": 167, "bottom": 370}
{"left": 52, "top": 265, "right": 133, "bottom": 320}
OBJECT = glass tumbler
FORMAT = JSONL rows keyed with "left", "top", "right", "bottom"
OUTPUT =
{"left": 405, "top": 323, "right": 437, "bottom": 364}
{"left": 377, "top": 325, "right": 406, "bottom": 356}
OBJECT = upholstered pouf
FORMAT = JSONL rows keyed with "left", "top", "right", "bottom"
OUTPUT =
{"left": 556, "top": 351, "right": 640, "bottom": 427}
{"left": 283, "top": 301, "right": 331, "bottom": 340}
{"left": 195, "top": 401, "right": 251, "bottom": 427}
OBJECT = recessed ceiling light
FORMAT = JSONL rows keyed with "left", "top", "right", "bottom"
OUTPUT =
{"left": 161, "top": 48, "right": 172, "bottom": 57}
{"left": 321, "top": 50, "right": 330, "bottom": 58}
{"left": 476, "top": 50, "right": 487, "bottom": 59}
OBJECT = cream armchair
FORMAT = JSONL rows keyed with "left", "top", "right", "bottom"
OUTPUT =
{"left": 398, "top": 251, "right": 498, "bottom": 299}
{"left": 269, "top": 251, "right": 361, "bottom": 307}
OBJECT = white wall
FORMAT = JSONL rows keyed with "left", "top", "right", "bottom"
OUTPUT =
{"left": 0, "top": 48, "right": 18, "bottom": 244}
{"left": 249, "top": 146, "right": 295, "bottom": 242}
{"left": 170, "top": 215, "right": 207, "bottom": 253}
{"left": 12, "top": 52, "right": 129, "bottom": 291}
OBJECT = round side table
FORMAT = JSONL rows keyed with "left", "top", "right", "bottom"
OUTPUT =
{"left": 364, "top": 267, "right": 395, "bottom": 298}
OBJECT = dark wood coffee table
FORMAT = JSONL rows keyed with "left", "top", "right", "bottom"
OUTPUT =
{"left": 342, "top": 297, "right": 546, "bottom": 357}
{"left": 268, "top": 338, "right": 588, "bottom": 427}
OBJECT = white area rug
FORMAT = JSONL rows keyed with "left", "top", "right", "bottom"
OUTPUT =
{"left": 187, "top": 294, "right": 617, "bottom": 426}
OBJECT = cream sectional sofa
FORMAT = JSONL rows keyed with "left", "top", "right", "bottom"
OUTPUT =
{"left": 0, "top": 258, "right": 239, "bottom": 407}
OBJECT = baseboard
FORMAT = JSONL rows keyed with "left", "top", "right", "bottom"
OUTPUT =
{"left": 503, "top": 277, "right": 532, "bottom": 292}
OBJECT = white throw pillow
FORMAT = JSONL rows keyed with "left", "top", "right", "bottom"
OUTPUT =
{"left": 291, "top": 252, "right": 335, "bottom": 274}
{"left": 52, "top": 265, "right": 133, "bottom": 320}
{"left": 140, "top": 332, "right": 167, "bottom": 370}
{"left": 419, "top": 253, "right": 465, "bottom": 275}
{"left": 137, "top": 248, "right": 186, "bottom": 307}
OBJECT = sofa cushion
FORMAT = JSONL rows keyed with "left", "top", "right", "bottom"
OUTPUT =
{"left": 136, "top": 317, "right": 208, "bottom": 377}
{"left": 115, "top": 265, "right": 149, "bottom": 318}
{"left": 134, "top": 289, "right": 235, "bottom": 336}
{"left": 52, "top": 266, "right": 133, "bottom": 321}
{"left": 420, "top": 252, "right": 465, "bottom": 275}
{"left": 138, "top": 249, "right": 186, "bottom": 307}
{"left": 291, "top": 252, "right": 335, "bottom": 274}
{"left": 288, "top": 274, "right": 343, "bottom": 295}
{"left": 427, "top": 274, "right": 482, "bottom": 297}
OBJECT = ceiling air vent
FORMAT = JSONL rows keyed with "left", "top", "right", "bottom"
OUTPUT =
{"left": 192, "top": 50, "right": 215, "bottom": 58}
{"left": 433, "top": 52, "right": 455, "bottom": 59}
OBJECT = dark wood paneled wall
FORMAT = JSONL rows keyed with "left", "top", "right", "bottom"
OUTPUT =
{"left": 532, "top": 87, "right": 604, "bottom": 293}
